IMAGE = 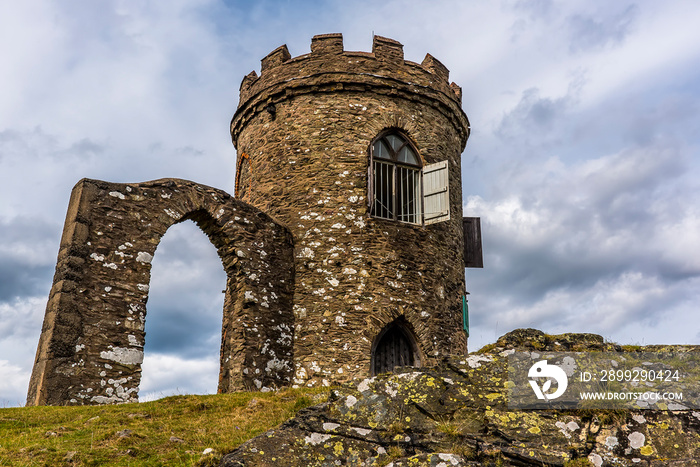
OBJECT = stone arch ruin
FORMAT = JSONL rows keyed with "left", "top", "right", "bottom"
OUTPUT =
{"left": 27, "top": 178, "right": 294, "bottom": 406}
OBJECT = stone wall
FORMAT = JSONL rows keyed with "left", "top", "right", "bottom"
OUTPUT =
{"left": 27, "top": 178, "right": 294, "bottom": 406}
{"left": 231, "top": 34, "right": 471, "bottom": 388}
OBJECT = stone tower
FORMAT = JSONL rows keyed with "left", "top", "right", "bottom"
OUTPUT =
{"left": 231, "top": 34, "right": 471, "bottom": 388}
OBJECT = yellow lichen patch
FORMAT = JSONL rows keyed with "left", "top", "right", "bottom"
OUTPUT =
{"left": 528, "top": 426, "right": 541, "bottom": 434}
{"left": 407, "top": 393, "right": 428, "bottom": 404}
{"left": 644, "top": 415, "right": 700, "bottom": 457}
{"left": 486, "top": 392, "right": 501, "bottom": 401}
{"left": 496, "top": 412, "right": 518, "bottom": 424}
{"left": 333, "top": 441, "right": 344, "bottom": 456}
{"left": 640, "top": 445, "right": 654, "bottom": 456}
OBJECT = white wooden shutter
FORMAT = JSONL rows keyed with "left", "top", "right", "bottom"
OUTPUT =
{"left": 422, "top": 160, "right": 450, "bottom": 224}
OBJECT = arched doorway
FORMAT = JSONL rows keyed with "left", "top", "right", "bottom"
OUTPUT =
{"left": 140, "top": 220, "right": 226, "bottom": 401}
{"left": 371, "top": 318, "right": 421, "bottom": 375}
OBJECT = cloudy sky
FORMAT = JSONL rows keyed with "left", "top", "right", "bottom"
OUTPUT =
{"left": 1, "top": 0, "right": 699, "bottom": 406}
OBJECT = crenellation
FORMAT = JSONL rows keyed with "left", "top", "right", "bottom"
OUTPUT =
{"left": 421, "top": 53, "right": 449, "bottom": 82}
{"left": 372, "top": 35, "right": 404, "bottom": 64}
{"left": 310, "top": 33, "right": 343, "bottom": 55}
{"left": 450, "top": 82, "right": 462, "bottom": 103}
{"left": 234, "top": 36, "right": 467, "bottom": 143}
{"left": 260, "top": 44, "right": 291, "bottom": 72}
{"left": 239, "top": 70, "right": 258, "bottom": 96}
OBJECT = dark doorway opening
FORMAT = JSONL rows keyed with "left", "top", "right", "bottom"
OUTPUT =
{"left": 371, "top": 318, "right": 420, "bottom": 375}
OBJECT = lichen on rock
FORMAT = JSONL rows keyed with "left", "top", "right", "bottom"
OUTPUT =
{"left": 219, "top": 329, "right": 700, "bottom": 466}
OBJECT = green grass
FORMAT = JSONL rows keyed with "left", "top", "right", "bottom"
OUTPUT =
{"left": 0, "top": 388, "right": 327, "bottom": 466}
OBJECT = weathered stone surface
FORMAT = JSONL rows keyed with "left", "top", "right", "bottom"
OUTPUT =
{"left": 28, "top": 178, "right": 295, "bottom": 406}
{"left": 482, "top": 328, "right": 622, "bottom": 353}
{"left": 232, "top": 33, "right": 471, "bottom": 389}
{"left": 220, "top": 330, "right": 700, "bottom": 466}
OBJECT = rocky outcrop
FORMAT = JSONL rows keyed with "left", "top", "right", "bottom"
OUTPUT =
{"left": 220, "top": 330, "right": 700, "bottom": 466}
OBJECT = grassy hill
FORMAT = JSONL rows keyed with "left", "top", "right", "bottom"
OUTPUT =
{"left": 0, "top": 388, "right": 327, "bottom": 466}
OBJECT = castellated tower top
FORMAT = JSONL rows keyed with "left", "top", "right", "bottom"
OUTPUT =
{"left": 231, "top": 33, "right": 470, "bottom": 150}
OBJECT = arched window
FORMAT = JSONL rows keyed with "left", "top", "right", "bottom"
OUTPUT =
{"left": 371, "top": 318, "right": 421, "bottom": 375}
{"left": 370, "top": 131, "right": 422, "bottom": 224}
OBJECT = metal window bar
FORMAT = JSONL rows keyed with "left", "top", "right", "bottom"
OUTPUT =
{"left": 415, "top": 167, "right": 422, "bottom": 221}
{"left": 398, "top": 166, "right": 408, "bottom": 222}
{"left": 397, "top": 166, "right": 420, "bottom": 223}
{"left": 373, "top": 160, "right": 394, "bottom": 219}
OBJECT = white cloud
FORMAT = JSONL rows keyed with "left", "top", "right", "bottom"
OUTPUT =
{"left": 468, "top": 143, "right": 696, "bottom": 270}
{"left": 0, "top": 297, "right": 46, "bottom": 406}
{"left": 144, "top": 220, "right": 226, "bottom": 359}
{"left": 0, "top": 297, "right": 45, "bottom": 339}
{"left": 469, "top": 270, "right": 700, "bottom": 351}
{"left": 0, "top": 360, "right": 31, "bottom": 407}
{"left": 578, "top": 2, "right": 700, "bottom": 108}
{"left": 139, "top": 353, "right": 219, "bottom": 402}
{"left": 465, "top": 141, "right": 700, "bottom": 351}
{"left": 488, "top": 271, "right": 667, "bottom": 331}
{"left": 0, "top": 1, "right": 239, "bottom": 192}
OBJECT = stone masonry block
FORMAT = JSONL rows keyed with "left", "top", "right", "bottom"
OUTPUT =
{"left": 261, "top": 44, "right": 291, "bottom": 72}
{"left": 311, "top": 33, "right": 344, "bottom": 55}
{"left": 421, "top": 53, "right": 449, "bottom": 82}
{"left": 372, "top": 35, "right": 404, "bottom": 64}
